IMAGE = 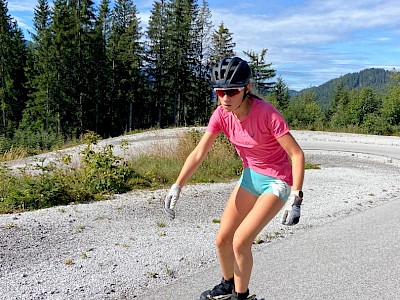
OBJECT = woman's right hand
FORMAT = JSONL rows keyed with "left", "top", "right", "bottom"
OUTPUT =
{"left": 164, "top": 183, "right": 181, "bottom": 219}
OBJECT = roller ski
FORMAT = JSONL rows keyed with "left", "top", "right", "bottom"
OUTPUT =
{"left": 206, "top": 294, "right": 258, "bottom": 300}
{"left": 200, "top": 278, "right": 234, "bottom": 300}
{"left": 199, "top": 278, "right": 258, "bottom": 300}
{"left": 201, "top": 294, "right": 257, "bottom": 300}
{"left": 230, "top": 293, "right": 258, "bottom": 300}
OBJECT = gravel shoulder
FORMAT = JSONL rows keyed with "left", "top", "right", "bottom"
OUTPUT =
{"left": 0, "top": 130, "right": 399, "bottom": 300}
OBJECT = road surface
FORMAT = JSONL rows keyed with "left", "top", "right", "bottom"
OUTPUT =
{"left": 141, "top": 129, "right": 400, "bottom": 300}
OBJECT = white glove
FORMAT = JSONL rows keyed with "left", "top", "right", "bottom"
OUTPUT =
{"left": 280, "top": 190, "right": 303, "bottom": 225}
{"left": 164, "top": 183, "right": 181, "bottom": 219}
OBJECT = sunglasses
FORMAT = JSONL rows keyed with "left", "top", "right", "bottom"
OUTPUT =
{"left": 214, "top": 87, "right": 245, "bottom": 98}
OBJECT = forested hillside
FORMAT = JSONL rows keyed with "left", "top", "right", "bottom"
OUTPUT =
{"left": 1, "top": 0, "right": 399, "bottom": 158}
{"left": 1, "top": 0, "right": 278, "bottom": 153}
{"left": 300, "top": 68, "right": 394, "bottom": 108}
{"left": 282, "top": 68, "right": 400, "bottom": 136}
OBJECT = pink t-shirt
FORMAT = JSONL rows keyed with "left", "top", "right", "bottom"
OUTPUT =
{"left": 207, "top": 97, "right": 293, "bottom": 185}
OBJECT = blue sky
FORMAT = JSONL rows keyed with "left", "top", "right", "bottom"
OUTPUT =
{"left": 6, "top": 0, "right": 400, "bottom": 91}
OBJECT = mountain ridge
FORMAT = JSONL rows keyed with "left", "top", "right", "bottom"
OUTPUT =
{"left": 289, "top": 68, "right": 395, "bottom": 108}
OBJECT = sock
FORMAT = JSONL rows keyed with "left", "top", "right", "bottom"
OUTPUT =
{"left": 235, "top": 289, "right": 249, "bottom": 299}
{"left": 225, "top": 277, "right": 235, "bottom": 286}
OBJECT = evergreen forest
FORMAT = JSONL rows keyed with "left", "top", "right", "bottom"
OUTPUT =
{"left": 1, "top": 0, "right": 399, "bottom": 156}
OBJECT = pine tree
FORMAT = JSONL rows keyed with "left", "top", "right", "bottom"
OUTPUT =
{"left": 50, "top": 0, "right": 78, "bottom": 137}
{"left": 244, "top": 49, "right": 276, "bottom": 94}
{"left": 329, "top": 81, "right": 351, "bottom": 127}
{"left": 171, "top": 0, "right": 200, "bottom": 126}
{"left": 93, "top": 0, "right": 111, "bottom": 135}
{"left": 0, "top": 0, "right": 12, "bottom": 135}
{"left": 285, "top": 90, "right": 324, "bottom": 130}
{"left": 71, "top": 0, "right": 97, "bottom": 135}
{"left": 146, "top": 0, "right": 169, "bottom": 127}
{"left": 190, "top": 0, "right": 213, "bottom": 124}
{"left": 0, "top": 0, "right": 27, "bottom": 137}
{"left": 49, "top": 0, "right": 98, "bottom": 138}
{"left": 20, "top": 0, "right": 54, "bottom": 135}
{"left": 274, "top": 77, "right": 289, "bottom": 110}
{"left": 210, "top": 21, "right": 235, "bottom": 65}
{"left": 108, "top": 0, "right": 143, "bottom": 133}
{"left": 382, "top": 71, "right": 400, "bottom": 127}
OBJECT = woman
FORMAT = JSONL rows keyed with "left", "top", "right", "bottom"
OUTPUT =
{"left": 164, "top": 57, "right": 305, "bottom": 300}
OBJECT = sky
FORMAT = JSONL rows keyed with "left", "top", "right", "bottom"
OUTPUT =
{"left": 5, "top": 0, "right": 400, "bottom": 91}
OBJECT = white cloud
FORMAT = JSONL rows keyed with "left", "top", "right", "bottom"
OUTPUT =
{"left": 216, "top": 0, "right": 400, "bottom": 49}
{"left": 12, "top": 16, "right": 31, "bottom": 31}
{"left": 7, "top": 1, "right": 37, "bottom": 12}
{"left": 6, "top": 0, "right": 400, "bottom": 90}
{"left": 209, "top": 0, "right": 400, "bottom": 89}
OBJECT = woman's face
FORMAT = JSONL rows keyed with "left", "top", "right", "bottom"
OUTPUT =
{"left": 215, "top": 86, "right": 246, "bottom": 112}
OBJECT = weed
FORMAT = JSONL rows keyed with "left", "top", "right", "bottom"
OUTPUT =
{"left": 164, "top": 264, "right": 175, "bottom": 278}
{"left": 156, "top": 221, "right": 166, "bottom": 228}
{"left": 6, "top": 223, "right": 15, "bottom": 229}
{"left": 305, "top": 162, "right": 320, "bottom": 169}
{"left": 254, "top": 232, "right": 283, "bottom": 244}
{"left": 253, "top": 237, "right": 265, "bottom": 244}
{"left": 146, "top": 271, "right": 159, "bottom": 278}
{"left": 115, "top": 242, "right": 129, "bottom": 248}
{"left": 147, "top": 196, "right": 156, "bottom": 205}
{"left": 76, "top": 225, "right": 86, "bottom": 233}
{"left": 0, "top": 131, "right": 132, "bottom": 213}
{"left": 0, "top": 147, "right": 29, "bottom": 162}
{"left": 0, "top": 128, "right": 319, "bottom": 214}
{"left": 266, "top": 231, "right": 283, "bottom": 239}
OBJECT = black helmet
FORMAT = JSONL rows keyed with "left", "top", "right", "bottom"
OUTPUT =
{"left": 211, "top": 57, "right": 251, "bottom": 88}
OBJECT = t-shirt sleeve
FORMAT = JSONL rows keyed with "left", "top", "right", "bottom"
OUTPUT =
{"left": 206, "top": 107, "right": 223, "bottom": 134}
{"left": 268, "top": 106, "right": 290, "bottom": 139}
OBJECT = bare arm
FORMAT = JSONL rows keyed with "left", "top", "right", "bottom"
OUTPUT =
{"left": 277, "top": 132, "right": 305, "bottom": 190}
{"left": 175, "top": 131, "right": 219, "bottom": 187}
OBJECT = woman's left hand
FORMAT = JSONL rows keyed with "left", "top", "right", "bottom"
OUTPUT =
{"left": 280, "top": 190, "right": 303, "bottom": 225}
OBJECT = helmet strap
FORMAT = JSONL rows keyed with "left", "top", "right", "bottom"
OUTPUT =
{"left": 242, "top": 87, "right": 249, "bottom": 102}
{"left": 234, "top": 88, "right": 249, "bottom": 111}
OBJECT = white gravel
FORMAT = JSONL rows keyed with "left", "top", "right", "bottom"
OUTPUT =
{"left": 0, "top": 130, "right": 399, "bottom": 300}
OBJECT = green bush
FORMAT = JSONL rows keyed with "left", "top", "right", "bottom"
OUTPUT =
{"left": 0, "top": 132, "right": 133, "bottom": 213}
{"left": 0, "top": 129, "right": 319, "bottom": 214}
{"left": 80, "top": 144, "right": 133, "bottom": 194}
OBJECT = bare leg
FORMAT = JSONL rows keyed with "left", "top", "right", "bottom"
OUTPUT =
{"left": 233, "top": 193, "right": 285, "bottom": 293}
{"left": 215, "top": 185, "right": 258, "bottom": 280}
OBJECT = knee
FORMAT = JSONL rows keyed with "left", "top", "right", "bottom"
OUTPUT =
{"left": 232, "top": 234, "right": 252, "bottom": 255}
{"left": 215, "top": 232, "right": 233, "bottom": 250}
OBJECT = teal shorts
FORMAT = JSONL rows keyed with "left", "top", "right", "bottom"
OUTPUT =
{"left": 238, "top": 168, "right": 291, "bottom": 201}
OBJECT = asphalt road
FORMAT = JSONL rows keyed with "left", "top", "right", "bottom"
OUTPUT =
{"left": 299, "top": 140, "right": 400, "bottom": 160}
{"left": 141, "top": 130, "right": 400, "bottom": 300}
{"left": 142, "top": 198, "right": 400, "bottom": 300}
{"left": 2, "top": 129, "right": 399, "bottom": 299}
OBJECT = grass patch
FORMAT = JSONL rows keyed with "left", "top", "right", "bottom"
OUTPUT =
{"left": 305, "top": 161, "right": 320, "bottom": 169}
{"left": 129, "top": 129, "right": 242, "bottom": 185}
{"left": 0, "top": 129, "right": 317, "bottom": 214}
